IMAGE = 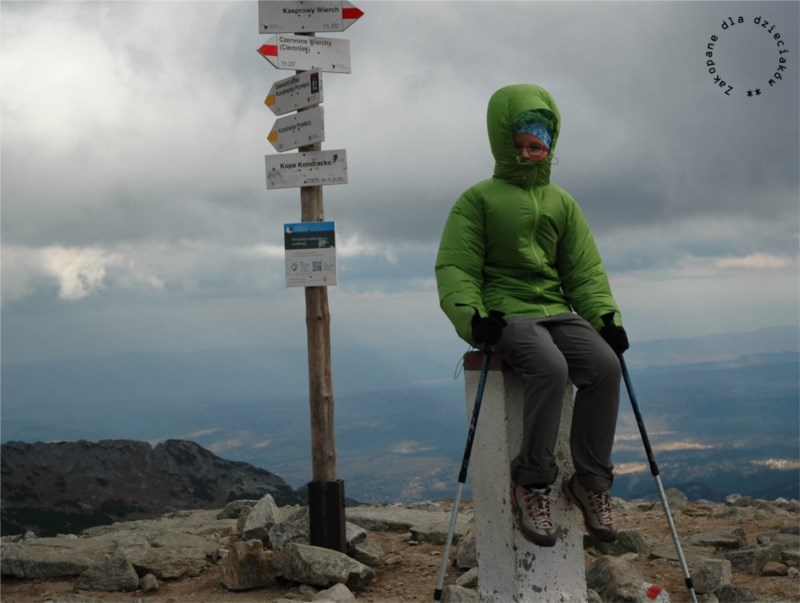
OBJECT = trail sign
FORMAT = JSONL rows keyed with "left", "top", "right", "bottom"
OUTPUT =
{"left": 258, "top": 34, "right": 350, "bottom": 73}
{"left": 284, "top": 221, "right": 337, "bottom": 287}
{"left": 265, "top": 69, "right": 323, "bottom": 116}
{"left": 265, "top": 149, "right": 347, "bottom": 189}
{"left": 268, "top": 106, "right": 325, "bottom": 152}
{"left": 259, "top": 1, "right": 364, "bottom": 33}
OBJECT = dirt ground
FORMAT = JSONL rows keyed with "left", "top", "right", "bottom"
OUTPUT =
{"left": 2, "top": 503, "right": 798, "bottom": 602}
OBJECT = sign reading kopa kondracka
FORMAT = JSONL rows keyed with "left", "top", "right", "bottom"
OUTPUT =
{"left": 265, "top": 149, "right": 347, "bottom": 189}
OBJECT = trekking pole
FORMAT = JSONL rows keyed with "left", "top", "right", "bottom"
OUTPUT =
{"left": 433, "top": 349, "right": 493, "bottom": 602}
{"left": 604, "top": 317, "right": 699, "bottom": 603}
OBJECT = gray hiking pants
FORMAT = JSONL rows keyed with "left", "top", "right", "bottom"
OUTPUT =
{"left": 493, "top": 313, "right": 621, "bottom": 491}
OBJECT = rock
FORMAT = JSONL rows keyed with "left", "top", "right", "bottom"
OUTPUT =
{"left": 761, "top": 561, "right": 788, "bottom": 576}
{"left": 410, "top": 520, "right": 467, "bottom": 545}
{"left": 269, "top": 507, "right": 310, "bottom": 550}
{"left": 725, "top": 545, "right": 782, "bottom": 575}
{"left": 664, "top": 487, "right": 689, "bottom": 512}
{"left": 241, "top": 494, "right": 282, "bottom": 544}
{"left": 345, "top": 505, "right": 470, "bottom": 533}
{"left": 456, "top": 567, "right": 479, "bottom": 588}
{"left": 713, "top": 584, "right": 759, "bottom": 602}
{"left": 589, "top": 529, "right": 650, "bottom": 557}
{"left": 1, "top": 537, "right": 107, "bottom": 578}
{"left": 219, "top": 539, "right": 274, "bottom": 591}
{"left": 217, "top": 499, "right": 257, "bottom": 519}
{"left": 74, "top": 556, "right": 139, "bottom": 592}
{"left": 586, "top": 555, "right": 669, "bottom": 602}
{"left": 134, "top": 532, "right": 214, "bottom": 579}
{"left": 441, "top": 584, "right": 479, "bottom": 602}
{"left": 692, "top": 558, "right": 731, "bottom": 594}
{"left": 348, "top": 532, "right": 384, "bottom": 567}
{"left": 272, "top": 543, "right": 375, "bottom": 591}
{"left": 688, "top": 527, "right": 747, "bottom": 549}
{"left": 455, "top": 526, "right": 477, "bottom": 569}
{"left": 140, "top": 572, "right": 159, "bottom": 592}
{"left": 312, "top": 582, "right": 356, "bottom": 601}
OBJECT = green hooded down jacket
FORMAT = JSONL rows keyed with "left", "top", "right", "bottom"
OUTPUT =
{"left": 435, "top": 84, "right": 622, "bottom": 346}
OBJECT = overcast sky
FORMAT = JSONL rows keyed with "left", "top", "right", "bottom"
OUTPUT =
{"left": 2, "top": 0, "right": 798, "bottom": 367}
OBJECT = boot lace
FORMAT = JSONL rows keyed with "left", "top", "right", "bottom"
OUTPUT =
{"left": 587, "top": 489, "right": 613, "bottom": 527}
{"left": 522, "top": 490, "right": 555, "bottom": 530}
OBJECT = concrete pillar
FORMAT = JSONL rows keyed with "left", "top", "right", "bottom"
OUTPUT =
{"left": 464, "top": 352, "right": 586, "bottom": 603}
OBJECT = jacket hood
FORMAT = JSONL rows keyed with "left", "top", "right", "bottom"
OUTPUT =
{"left": 487, "top": 84, "right": 561, "bottom": 188}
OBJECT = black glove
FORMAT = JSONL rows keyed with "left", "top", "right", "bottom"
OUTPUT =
{"left": 600, "top": 312, "right": 629, "bottom": 355}
{"left": 471, "top": 310, "right": 507, "bottom": 346}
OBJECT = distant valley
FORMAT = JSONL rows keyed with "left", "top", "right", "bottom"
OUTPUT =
{"left": 2, "top": 327, "right": 798, "bottom": 505}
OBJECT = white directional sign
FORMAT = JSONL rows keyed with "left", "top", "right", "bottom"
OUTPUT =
{"left": 268, "top": 106, "right": 325, "bottom": 152}
{"left": 259, "top": 1, "right": 364, "bottom": 33}
{"left": 265, "top": 69, "right": 323, "bottom": 116}
{"left": 258, "top": 35, "right": 350, "bottom": 73}
{"left": 266, "top": 149, "right": 347, "bottom": 189}
{"left": 284, "top": 221, "right": 337, "bottom": 287}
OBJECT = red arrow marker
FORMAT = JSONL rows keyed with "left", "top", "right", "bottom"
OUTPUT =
{"left": 342, "top": 7, "right": 364, "bottom": 20}
{"left": 258, "top": 44, "right": 278, "bottom": 58}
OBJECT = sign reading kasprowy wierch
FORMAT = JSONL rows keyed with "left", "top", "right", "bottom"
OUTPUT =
{"left": 259, "top": 1, "right": 364, "bottom": 33}
{"left": 258, "top": 35, "right": 350, "bottom": 73}
{"left": 284, "top": 221, "right": 337, "bottom": 287}
{"left": 265, "top": 69, "right": 323, "bottom": 116}
{"left": 268, "top": 106, "right": 324, "bottom": 152}
{"left": 265, "top": 149, "right": 347, "bottom": 189}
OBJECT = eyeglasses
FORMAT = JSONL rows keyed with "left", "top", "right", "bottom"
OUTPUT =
{"left": 515, "top": 144, "right": 549, "bottom": 158}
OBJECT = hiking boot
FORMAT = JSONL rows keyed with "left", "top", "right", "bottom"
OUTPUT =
{"left": 563, "top": 474, "right": 617, "bottom": 542}
{"left": 510, "top": 483, "right": 556, "bottom": 547}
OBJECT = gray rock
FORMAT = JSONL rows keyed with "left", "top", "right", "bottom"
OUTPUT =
{"left": 713, "top": 584, "right": 759, "bottom": 602}
{"left": 725, "top": 545, "right": 782, "bottom": 575}
{"left": 272, "top": 543, "right": 375, "bottom": 591}
{"left": 269, "top": 507, "right": 310, "bottom": 550}
{"left": 217, "top": 499, "right": 257, "bottom": 519}
{"left": 345, "top": 505, "right": 470, "bottom": 533}
{"left": 1, "top": 537, "right": 107, "bottom": 578}
{"left": 586, "top": 556, "right": 670, "bottom": 602}
{"left": 664, "top": 487, "right": 689, "bottom": 512}
{"left": 74, "top": 556, "right": 139, "bottom": 592}
{"left": 587, "top": 589, "right": 603, "bottom": 603}
{"left": 241, "top": 493, "right": 282, "bottom": 544}
{"left": 347, "top": 532, "right": 384, "bottom": 567}
{"left": 455, "top": 567, "right": 479, "bottom": 588}
{"left": 312, "top": 582, "right": 356, "bottom": 601}
{"left": 783, "top": 548, "right": 800, "bottom": 567}
{"left": 692, "top": 558, "right": 731, "bottom": 594}
{"left": 589, "top": 529, "right": 650, "bottom": 557}
{"left": 455, "top": 526, "right": 477, "bottom": 569}
{"left": 134, "top": 532, "right": 214, "bottom": 579}
{"left": 441, "top": 584, "right": 479, "bottom": 602}
{"left": 688, "top": 526, "right": 747, "bottom": 549}
{"left": 410, "top": 520, "right": 468, "bottom": 545}
{"left": 219, "top": 539, "right": 274, "bottom": 591}
{"left": 139, "top": 572, "right": 159, "bottom": 592}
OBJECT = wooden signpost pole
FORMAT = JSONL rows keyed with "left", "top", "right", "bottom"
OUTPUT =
{"left": 299, "top": 136, "right": 345, "bottom": 552}
{"left": 259, "top": 1, "right": 362, "bottom": 553}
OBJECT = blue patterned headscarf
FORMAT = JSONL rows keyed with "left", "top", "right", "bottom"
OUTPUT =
{"left": 512, "top": 111, "right": 553, "bottom": 150}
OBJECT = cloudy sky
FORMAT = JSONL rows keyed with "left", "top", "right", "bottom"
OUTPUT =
{"left": 2, "top": 0, "right": 798, "bottom": 368}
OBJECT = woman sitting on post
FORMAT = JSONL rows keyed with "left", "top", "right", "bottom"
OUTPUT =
{"left": 435, "top": 84, "right": 629, "bottom": 547}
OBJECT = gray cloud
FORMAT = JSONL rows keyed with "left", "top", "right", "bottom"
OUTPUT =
{"left": 1, "top": 1, "right": 798, "bottom": 363}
